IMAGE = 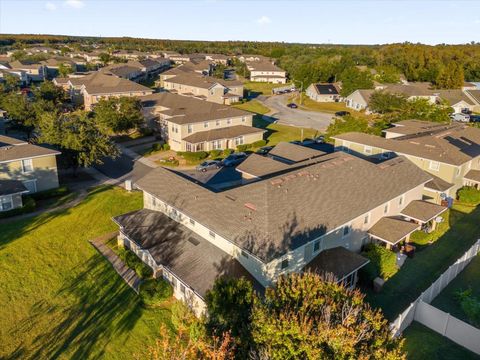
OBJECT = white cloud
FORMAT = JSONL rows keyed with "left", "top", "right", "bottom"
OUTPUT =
{"left": 256, "top": 16, "right": 271, "bottom": 25}
{"left": 45, "top": 1, "right": 57, "bottom": 10}
{"left": 64, "top": 0, "right": 85, "bottom": 9}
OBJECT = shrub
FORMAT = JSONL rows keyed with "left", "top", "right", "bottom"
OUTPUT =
{"left": 151, "top": 143, "right": 162, "bottom": 151}
{"left": 177, "top": 151, "right": 208, "bottom": 162}
{"left": 209, "top": 149, "right": 222, "bottom": 158}
{"left": 162, "top": 143, "right": 170, "bottom": 151}
{"left": 457, "top": 186, "right": 480, "bottom": 205}
{"left": 455, "top": 289, "right": 480, "bottom": 327}
{"left": 0, "top": 196, "right": 36, "bottom": 219}
{"left": 140, "top": 278, "right": 173, "bottom": 307}
{"left": 252, "top": 139, "right": 267, "bottom": 148}
{"left": 361, "top": 243, "right": 398, "bottom": 281}
{"left": 135, "top": 262, "right": 153, "bottom": 279}
{"left": 30, "top": 186, "right": 69, "bottom": 201}
{"left": 117, "top": 247, "right": 153, "bottom": 279}
{"left": 223, "top": 148, "right": 233, "bottom": 157}
{"left": 236, "top": 144, "right": 249, "bottom": 152}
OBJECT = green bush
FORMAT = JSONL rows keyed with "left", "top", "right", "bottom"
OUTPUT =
{"left": 177, "top": 151, "right": 208, "bottom": 162}
{"left": 117, "top": 247, "right": 153, "bottom": 279}
{"left": 457, "top": 186, "right": 480, "bottom": 205}
{"left": 361, "top": 243, "right": 398, "bottom": 281}
{"left": 0, "top": 196, "right": 36, "bottom": 219}
{"left": 140, "top": 278, "right": 173, "bottom": 307}
{"left": 30, "top": 186, "right": 69, "bottom": 201}
{"left": 252, "top": 139, "right": 267, "bottom": 148}
{"left": 135, "top": 263, "right": 153, "bottom": 279}
{"left": 162, "top": 143, "right": 170, "bottom": 151}
{"left": 151, "top": 143, "right": 162, "bottom": 151}
{"left": 223, "top": 148, "right": 233, "bottom": 157}
{"left": 236, "top": 144, "right": 250, "bottom": 152}
{"left": 209, "top": 149, "right": 222, "bottom": 158}
{"left": 455, "top": 289, "right": 480, "bottom": 327}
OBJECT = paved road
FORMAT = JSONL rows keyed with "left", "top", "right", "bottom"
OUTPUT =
{"left": 262, "top": 94, "right": 334, "bottom": 131}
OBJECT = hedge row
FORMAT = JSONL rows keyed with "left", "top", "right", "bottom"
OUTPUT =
{"left": 361, "top": 243, "right": 398, "bottom": 281}
{"left": 139, "top": 278, "right": 173, "bottom": 307}
{"left": 236, "top": 139, "right": 267, "bottom": 152}
{"left": 30, "top": 186, "right": 69, "bottom": 201}
{"left": 457, "top": 186, "right": 480, "bottom": 205}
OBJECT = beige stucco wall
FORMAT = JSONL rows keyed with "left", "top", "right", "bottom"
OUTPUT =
{"left": 346, "top": 90, "right": 368, "bottom": 110}
{"left": 163, "top": 81, "right": 226, "bottom": 104}
{"left": 0, "top": 155, "right": 59, "bottom": 192}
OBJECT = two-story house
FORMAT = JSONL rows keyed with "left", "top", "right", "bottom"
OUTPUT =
{"left": 8, "top": 60, "right": 47, "bottom": 82}
{"left": 141, "top": 92, "right": 263, "bottom": 152}
{"left": 114, "top": 148, "right": 444, "bottom": 316}
{"left": 332, "top": 120, "right": 480, "bottom": 204}
{"left": 0, "top": 135, "right": 60, "bottom": 212}
{"left": 162, "top": 74, "right": 244, "bottom": 104}
{"left": 247, "top": 61, "right": 287, "bottom": 84}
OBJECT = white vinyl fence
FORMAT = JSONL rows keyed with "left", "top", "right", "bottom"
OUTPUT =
{"left": 390, "top": 239, "right": 480, "bottom": 354}
{"left": 414, "top": 301, "right": 480, "bottom": 354}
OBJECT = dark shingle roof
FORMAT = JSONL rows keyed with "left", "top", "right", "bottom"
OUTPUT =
{"left": 75, "top": 72, "right": 152, "bottom": 95}
{"left": 136, "top": 153, "right": 431, "bottom": 262}
{"left": 113, "top": 209, "right": 263, "bottom": 298}
{"left": 400, "top": 200, "right": 447, "bottom": 223}
{"left": 368, "top": 217, "right": 420, "bottom": 245}
{"left": 304, "top": 246, "right": 369, "bottom": 280}
{"left": 182, "top": 125, "right": 264, "bottom": 143}
{"left": 464, "top": 170, "right": 480, "bottom": 183}
{"left": 0, "top": 179, "right": 28, "bottom": 196}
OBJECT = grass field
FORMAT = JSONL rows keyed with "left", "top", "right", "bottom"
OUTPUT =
{"left": 233, "top": 100, "right": 270, "bottom": 115}
{"left": 403, "top": 322, "right": 480, "bottom": 360}
{"left": 431, "top": 253, "right": 480, "bottom": 325}
{"left": 243, "top": 81, "right": 292, "bottom": 96}
{"left": 0, "top": 186, "right": 174, "bottom": 359}
{"left": 253, "top": 117, "right": 319, "bottom": 146}
{"left": 365, "top": 202, "right": 480, "bottom": 320}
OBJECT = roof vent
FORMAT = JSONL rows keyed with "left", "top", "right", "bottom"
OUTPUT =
{"left": 244, "top": 203, "right": 257, "bottom": 211}
{"left": 225, "top": 194, "right": 237, "bottom": 201}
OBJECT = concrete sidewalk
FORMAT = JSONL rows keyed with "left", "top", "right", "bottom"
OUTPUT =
{"left": 89, "top": 232, "right": 142, "bottom": 294}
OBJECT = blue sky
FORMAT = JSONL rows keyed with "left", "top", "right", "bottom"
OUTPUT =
{"left": 0, "top": 0, "right": 479, "bottom": 45}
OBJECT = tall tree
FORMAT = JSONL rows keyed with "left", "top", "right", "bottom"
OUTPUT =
{"left": 38, "top": 111, "right": 119, "bottom": 172}
{"left": 369, "top": 91, "right": 408, "bottom": 114}
{"left": 0, "top": 92, "right": 36, "bottom": 136}
{"left": 251, "top": 272, "right": 405, "bottom": 360}
{"left": 339, "top": 67, "right": 374, "bottom": 97}
{"left": 58, "top": 63, "right": 74, "bottom": 77}
{"left": 94, "top": 97, "right": 144, "bottom": 133}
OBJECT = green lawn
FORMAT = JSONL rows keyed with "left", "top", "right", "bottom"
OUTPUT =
{"left": 409, "top": 209, "right": 456, "bottom": 246}
{"left": 243, "top": 81, "right": 292, "bottom": 96}
{"left": 0, "top": 186, "right": 174, "bottom": 359}
{"left": 431, "top": 254, "right": 480, "bottom": 325}
{"left": 253, "top": 116, "right": 320, "bottom": 146}
{"left": 233, "top": 99, "right": 271, "bottom": 115}
{"left": 403, "top": 322, "right": 480, "bottom": 360}
{"left": 365, "top": 203, "right": 480, "bottom": 320}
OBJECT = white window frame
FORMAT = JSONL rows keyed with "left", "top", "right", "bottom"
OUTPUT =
{"left": 364, "top": 145, "right": 372, "bottom": 155}
{"left": 215, "top": 120, "right": 220, "bottom": 126}
{"left": 22, "top": 179, "right": 37, "bottom": 194}
{"left": 363, "top": 212, "right": 370, "bottom": 225}
{"left": 384, "top": 202, "right": 390, "bottom": 214}
{"left": 0, "top": 195, "right": 13, "bottom": 211}
{"left": 187, "top": 124, "right": 193, "bottom": 134}
{"left": 398, "top": 194, "right": 405, "bottom": 207}
{"left": 429, "top": 161, "right": 440, "bottom": 171}
{"left": 227, "top": 118, "right": 232, "bottom": 125}
{"left": 21, "top": 159, "right": 33, "bottom": 173}
{"left": 342, "top": 224, "right": 351, "bottom": 238}
{"left": 204, "top": 121, "right": 209, "bottom": 128}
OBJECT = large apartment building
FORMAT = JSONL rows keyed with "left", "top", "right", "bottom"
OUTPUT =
{"left": 332, "top": 120, "right": 480, "bottom": 203}
{"left": 114, "top": 146, "right": 446, "bottom": 316}
{"left": 0, "top": 135, "right": 60, "bottom": 212}
{"left": 141, "top": 92, "right": 263, "bottom": 152}
{"left": 162, "top": 73, "right": 244, "bottom": 104}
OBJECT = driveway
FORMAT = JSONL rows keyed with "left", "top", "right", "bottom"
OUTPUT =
{"left": 262, "top": 94, "right": 334, "bottom": 131}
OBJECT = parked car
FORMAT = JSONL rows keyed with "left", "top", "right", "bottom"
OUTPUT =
{"left": 314, "top": 135, "right": 325, "bottom": 144}
{"left": 450, "top": 113, "right": 470, "bottom": 122}
{"left": 196, "top": 160, "right": 221, "bottom": 172}
{"left": 256, "top": 146, "right": 274, "bottom": 155}
{"left": 461, "top": 108, "right": 472, "bottom": 115}
{"left": 470, "top": 115, "right": 480, "bottom": 123}
{"left": 290, "top": 140, "right": 302, "bottom": 145}
{"left": 287, "top": 103, "right": 298, "bottom": 109}
{"left": 335, "top": 111, "right": 350, "bottom": 117}
{"left": 221, "top": 153, "right": 247, "bottom": 167}
{"left": 301, "top": 139, "right": 316, "bottom": 145}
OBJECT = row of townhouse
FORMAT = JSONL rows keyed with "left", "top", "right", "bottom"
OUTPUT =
{"left": 113, "top": 143, "right": 447, "bottom": 316}
{"left": 141, "top": 92, "right": 264, "bottom": 152}
{"left": 344, "top": 82, "right": 480, "bottom": 114}
{"left": 332, "top": 120, "right": 480, "bottom": 204}
{"left": 99, "top": 58, "right": 171, "bottom": 81}
{"left": 0, "top": 135, "right": 60, "bottom": 212}
{"left": 54, "top": 72, "right": 154, "bottom": 110}
{"left": 236, "top": 54, "right": 287, "bottom": 84}
{"left": 162, "top": 52, "right": 230, "bottom": 65}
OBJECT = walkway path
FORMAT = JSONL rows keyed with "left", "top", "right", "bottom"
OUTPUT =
{"left": 89, "top": 232, "right": 142, "bottom": 293}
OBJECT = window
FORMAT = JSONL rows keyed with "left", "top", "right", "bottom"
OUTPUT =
{"left": 186, "top": 143, "right": 192, "bottom": 152}
{"left": 22, "top": 180, "right": 36, "bottom": 194}
{"left": 429, "top": 161, "right": 440, "bottom": 171}
{"left": 211, "top": 140, "right": 222, "bottom": 150}
{"left": 234, "top": 136, "right": 244, "bottom": 146}
{"left": 209, "top": 230, "right": 216, "bottom": 238}
{"left": 227, "top": 118, "right": 232, "bottom": 125}
{"left": 152, "top": 197, "right": 157, "bottom": 207}
{"left": 313, "top": 240, "right": 320, "bottom": 253}
{"left": 242, "top": 116, "right": 246, "bottom": 123}
{"left": 281, "top": 259, "right": 289, "bottom": 269}
{"left": 180, "top": 284, "right": 186, "bottom": 294}
{"left": 364, "top": 146, "right": 372, "bottom": 154}
{"left": 187, "top": 124, "right": 193, "bottom": 134}
{"left": 343, "top": 225, "right": 351, "bottom": 237}
{"left": 342, "top": 272, "right": 356, "bottom": 288}
{"left": 189, "top": 218, "right": 195, "bottom": 226}
{"left": 364, "top": 213, "right": 370, "bottom": 225}
{"left": 21, "top": 159, "right": 33, "bottom": 173}
{"left": 241, "top": 250, "right": 249, "bottom": 259}
{"left": 215, "top": 120, "right": 220, "bottom": 126}
{"left": 398, "top": 195, "right": 404, "bottom": 207}
{"left": 172, "top": 277, "right": 177, "bottom": 288}
{"left": 171, "top": 208, "right": 178, "bottom": 218}
{"left": 204, "top": 121, "right": 209, "bottom": 128}
{"left": 0, "top": 195, "right": 13, "bottom": 211}
{"left": 456, "top": 167, "right": 461, "bottom": 176}
{"left": 384, "top": 202, "right": 389, "bottom": 214}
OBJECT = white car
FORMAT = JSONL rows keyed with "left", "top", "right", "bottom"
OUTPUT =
{"left": 450, "top": 113, "right": 470, "bottom": 122}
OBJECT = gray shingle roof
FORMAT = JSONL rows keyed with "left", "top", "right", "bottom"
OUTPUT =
{"left": 368, "top": 217, "right": 420, "bottom": 245}
{"left": 181, "top": 125, "right": 264, "bottom": 143}
{"left": 0, "top": 135, "right": 60, "bottom": 163}
{"left": 269, "top": 142, "right": 325, "bottom": 163}
{"left": 424, "top": 173, "right": 454, "bottom": 192}
{"left": 75, "top": 72, "right": 153, "bottom": 95}
{"left": 0, "top": 179, "right": 28, "bottom": 196}
{"left": 136, "top": 152, "right": 431, "bottom": 262}
{"left": 400, "top": 200, "right": 447, "bottom": 223}
{"left": 113, "top": 209, "right": 263, "bottom": 298}
{"left": 464, "top": 169, "right": 480, "bottom": 183}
